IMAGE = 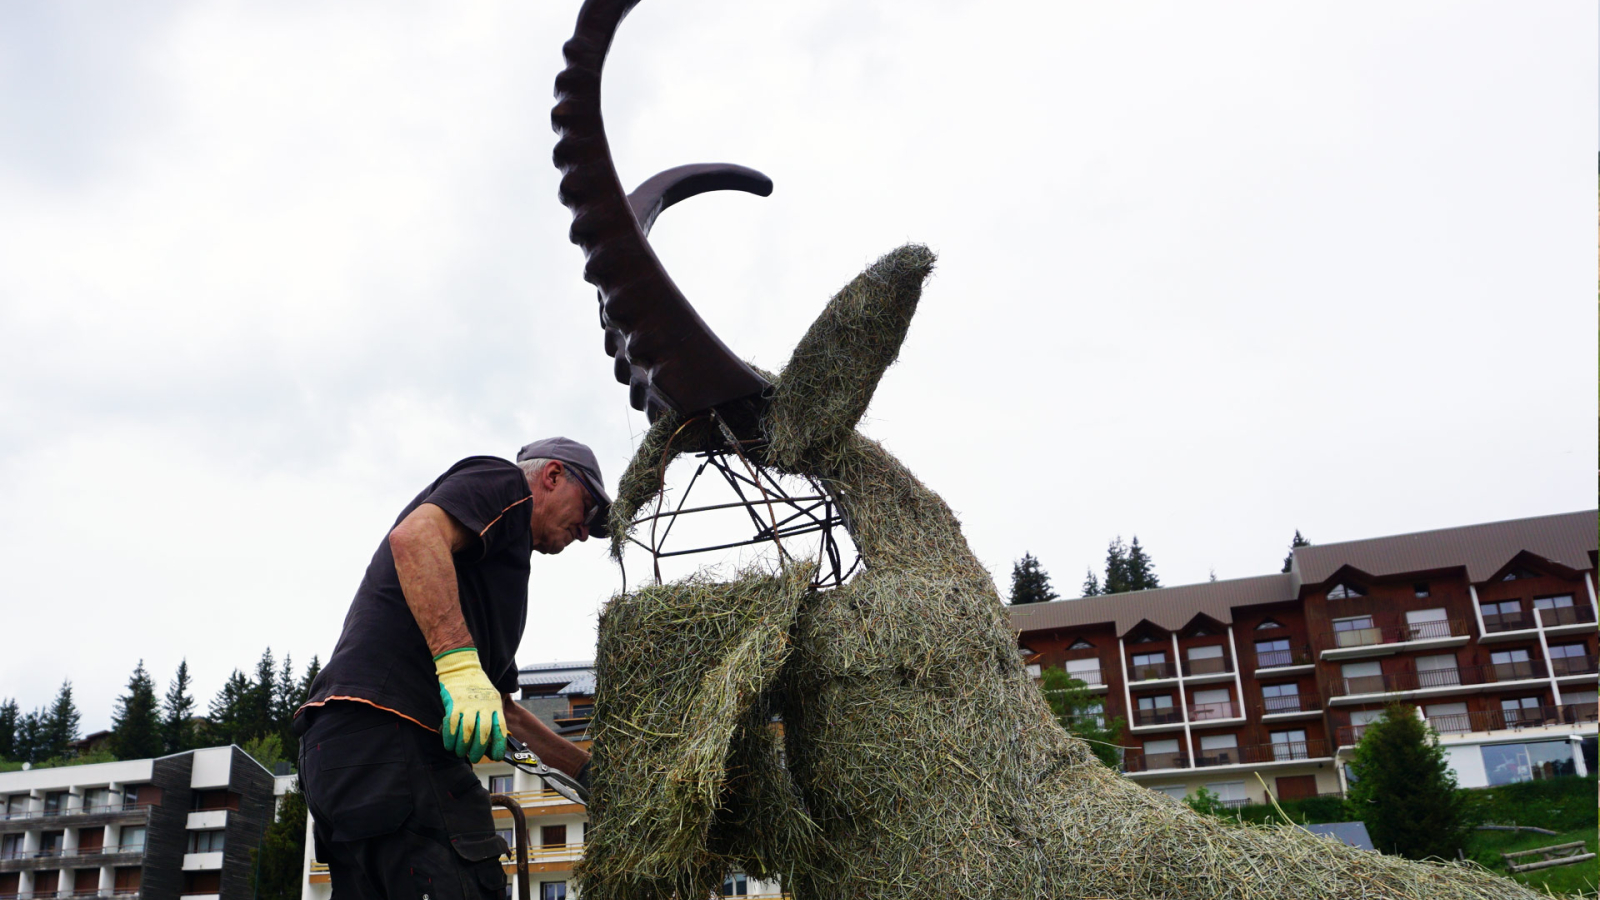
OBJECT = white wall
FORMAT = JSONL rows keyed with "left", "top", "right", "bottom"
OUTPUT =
{"left": 1442, "top": 744, "right": 1489, "bottom": 789}
{"left": 190, "top": 746, "right": 234, "bottom": 789}
{"left": 0, "top": 758, "right": 151, "bottom": 792}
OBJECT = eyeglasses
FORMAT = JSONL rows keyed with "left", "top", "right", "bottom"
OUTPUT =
{"left": 572, "top": 472, "right": 605, "bottom": 530}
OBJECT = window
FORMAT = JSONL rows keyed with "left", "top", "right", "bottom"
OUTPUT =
{"left": 1255, "top": 618, "right": 1284, "bottom": 630}
{"left": 1261, "top": 682, "right": 1302, "bottom": 714}
{"left": 541, "top": 825, "right": 567, "bottom": 847}
{"left": 1065, "top": 657, "right": 1103, "bottom": 684}
{"left": 1341, "top": 660, "right": 1383, "bottom": 694}
{"left": 1137, "top": 694, "right": 1176, "bottom": 723}
{"left": 44, "top": 791, "right": 66, "bottom": 814}
{"left": 1481, "top": 599, "right": 1526, "bottom": 631}
{"left": 1534, "top": 594, "right": 1574, "bottom": 609}
{"left": 1, "top": 834, "right": 22, "bottom": 860}
{"left": 1414, "top": 583, "right": 1430, "bottom": 598}
{"left": 541, "top": 882, "right": 568, "bottom": 900}
{"left": 1548, "top": 644, "right": 1593, "bottom": 676}
{"left": 1491, "top": 648, "right": 1535, "bottom": 680}
{"left": 1067, "top": 638, "right": 1094, "bottom": 650}
{"left": 1204, "top": 781, "right": 1248, "bottom": 805}
{"left": 1130, "top": 651, "right": 1169, "bottom": 680}
{"left": 1270, "top": 730, "right": 1309, "bottom": 761}
{"left": 1142, "top": 738, "right": 1180, "bottom": 767}
{"left": 1198, "top": 734, "right": 1238, "bottom": 765}
{"left": 1186, "top": 644, "right": 1226, "bottom": 675}
{"left": 119, "top": 826, "right": 146, "bottom": 852}
{"left": 1423, "top": 702, "right": 1469, "bottom": 733}
{"left": 1190, "top": 688, "right": 1232, "bottom": 720}
{"left": 1404, "top": 608, "right": 1450, "bottom": 640}
{"left": 82, "top": 788, "right": 110, "bottom": 812}
{"left": 1255, "top": 639, "right": 1293, "bottom": 668}
{"left": 187, "top": 830, "right": 225, "bottom": 854}
{"left": 5, "top": 794, "right": 28, "bottom": 817}
{"left": 1327, "top": 583, "right": 1366, "bottom": 599}
{"left": 1416, "top": 654, "right": 1461, "bottom": 687}
{"left": 1501, "top": 696, "right": 1544, "bottom": 725}
{"left": 496, "top": 829, "right": 515, "bottom": 852}
{"left": 1153, "top": 785, "right": 1188, "bottom": 801}
{"left": 1502, "top": 567, "right": 1538, "bottom": 581}
{"left": 1482, "top": 741, "right": 1576, "bottom": 785}
{"left": 1534, "top": 595, "right": 1582, "bottom": 626}
{"left": 1332, "top": 616, "right": 1378, "bottom": 648}
{"left": 41, "top": 831, "right": 64, "bottom": 854}
{"left": 488, "top": 775, "right": 514, "bottom": 795}
{"left": 721, "top": 873, "right": 749, "bottom": 897}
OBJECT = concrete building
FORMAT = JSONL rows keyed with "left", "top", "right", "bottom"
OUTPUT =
{"left": 301, "top": 661, "right": 780, "bottom": 900}
{"left": 0, "top": 746, "right": 285, "bottom": 900}
{"left": 1011, "top": 510, "right": 1599, "bottom": 806}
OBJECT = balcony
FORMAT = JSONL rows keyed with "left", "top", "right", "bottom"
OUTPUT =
{"left": 1254, "top": 646, "right": 1314, "bottom": 672}
{"left": 1188, "top": 701, "right": 1240, "bottom": 723}
{"left": 1133, "top": 707, "right": 1183, "bottom": 727}
{"left": 1551, "top": 655, "right": 1599, "bottom": 678}
{"left": 1320, "top": 619, "right": 1471, "bottom": 660}
{"left": 1482, "top": 605, "right": 1598, "bottom": 641}
{"left": 1541, "top": 605, "right": 1598, "bottom": 628}
{"left": 1259, "top": 690, "right": 1322, "bottom": 718}
{"left": 1123, "top": 750, "right": 1187, "bottom": 773}
{"left": 1182, "top": 657, "right": 1234, "bottom": 678}
{"left": 500, "top": 842, "right": 584, "bottom": 866}
{"left": 1331, "top": 662, "right": 1556, "bottom": 702}
{"left": 1195, "top": 739, "right": 1333, "bottom": 767}
{"left": 0, "top": 802, "right": 151, "bottom": 825}
{"left": 1337, "top": 703, "right": 1598, "bottom": 747}
{"left": 1127, "top": 661, "right": 1178, "bottom": 683}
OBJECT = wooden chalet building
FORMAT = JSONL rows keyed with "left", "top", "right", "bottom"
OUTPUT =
{"left": 1010, "top": 510, "right": 1599, "bottom": 807}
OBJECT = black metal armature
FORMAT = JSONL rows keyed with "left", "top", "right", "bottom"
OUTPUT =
{"left": 627, "top": 434, "right": 861, "bottom": 590}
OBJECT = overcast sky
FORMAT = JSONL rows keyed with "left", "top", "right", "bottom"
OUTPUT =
{"left": 1, "top": 1, "right": 1595, "bottom": 733}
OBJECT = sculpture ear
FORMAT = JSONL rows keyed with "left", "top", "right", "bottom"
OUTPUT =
{"left": 762, "top": 244, "right": 936, "bottom": 468}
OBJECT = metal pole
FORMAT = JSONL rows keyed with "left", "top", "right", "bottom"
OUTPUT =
{"left": 490, "top": 794, "right": 531, "bottom": 900}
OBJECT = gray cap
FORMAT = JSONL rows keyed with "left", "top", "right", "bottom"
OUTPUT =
{"left": 516, "top": 437, "right": 612, "bottom": 538}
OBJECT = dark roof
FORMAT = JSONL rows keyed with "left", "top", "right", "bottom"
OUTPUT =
{"left": 1302, "top": 822, "right": 1374, "bottom": 851}
{"left": 1293, "top": 510, "right": 1596, "bottom": 585}
{"left": 1009, "top": 574, "right": 1294, "bottom": 637}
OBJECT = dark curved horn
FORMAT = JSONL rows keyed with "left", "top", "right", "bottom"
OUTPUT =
{"left": 552, "top": 0, "right": 771, "bottom": 423}
{"left": 628, "top": 163, "right": 773, "bottom": 237}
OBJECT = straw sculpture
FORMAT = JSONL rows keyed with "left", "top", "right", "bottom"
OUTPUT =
{"left": 577, "top": 245, "right": 1541, "bottom": 900}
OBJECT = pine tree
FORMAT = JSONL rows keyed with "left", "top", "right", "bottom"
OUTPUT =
{"left": 243, "top": 648, "right": 278, "bottom": 744}
{"left": 296, "top": 655, "right": 321, "bottom": 708}
{"left": 1124, "top": 536, "right": 1159, "bottom": 591}
{"left": 1101, "top": 537, "right": 1131, "bottom": 595}
{"left": 252, "top": 787, "right": 309, "bottom": 900}
{"left": 1008, "top": 554, "right": 1059, "bottom": 605}
{"left": 109, "top": 661, "right": 164, "bottom": 760}
{"left": 15, "top": 709, "right": 44, "bottom": 764}
{"left": 205, "top": 670, "right": 253, "bottom": 747}
{"left": 1348, "top": 704, "right": 1469, "bottom": 860}
{"left": 162, "top": 660, "right": 198, "bottom": 754}
{"left": 1080, "top": 569, "right": 1101, "bottom": 598}
{"left": 1280, "top": 530, "right": 1310, "bottom": 573}
{"left": 1040, "top": 667, "right": 1124, "bottom": 768}
{"left": 39, "top": 680, "right": 80, "bottom": 760}
{"left": 0, "top": 699, "right": 17, "bottom": 761}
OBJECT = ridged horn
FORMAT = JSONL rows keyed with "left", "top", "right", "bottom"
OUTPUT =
{"left": 552, "top": 0, "right": 772, "bottom": 423}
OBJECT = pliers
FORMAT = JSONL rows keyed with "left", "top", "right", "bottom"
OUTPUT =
{"left": 503, "top": 735, "right": 589, "bottom": 806}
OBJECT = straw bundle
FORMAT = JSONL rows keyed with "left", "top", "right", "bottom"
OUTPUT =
{"left": 580, "top": 246, "right": 1541, "bottom": 900}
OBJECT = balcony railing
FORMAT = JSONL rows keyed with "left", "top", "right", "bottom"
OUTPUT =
{"left": 1, "top": 801, "right": 148, "bottom": 822}
{"left": 1551, "top": 655, "right": 1599, "bottom": 677}
{"left": 1240, "top": 739, "right": 1330, "bottom": 764}
{"left": 1133, "top": 707, "right": 1182, "bottom": 727}
{"left": 1123, "top": 750, "right": 1187, "bottom": 772}
{"left": 1333, "top": 661, "right": 1558, "bottom": 698}
{"left": 1254, "top": 646, "right": 1313, "bottom": 669}
{"left": 1128, "top": 661, "right": 1177, "bottom": 682}
{"left": 1195, "top": 747, "right": 1243, "bottom": 767}
{"left": 499, "top": 842, "right": 584, "bottom": 865}
{"left": 1540, "top": 606, "right": 1597, "bottom": 628}
{"left": 1259, "top": 690, "right": 1321, "bottom": 715}
{"left": 1338, "top": 703, "right": 1598, "bottom": 746}
{"left": 1482, "top": 611, "right": 1536, "bottom": 633}
{"left": 1483, "top": 606, "right": 1598, "bottom": 632}
{"left": 1323, "top": 619, "right": 1469, "bottom": 651}
{"left": 0, "top": 842, "right": 143, "bottom": 862}
{"left": 1063, "top": 669, "right": 1104, "bottom": 686}
{"left": 0, "top": 893, "right": 139, "bottom": 900}
{"left": 1183, "top": 656, "right": 1233, "bottom": 677}
{"left": 1188, "top": 701, "right": 1237, "bottom": 721}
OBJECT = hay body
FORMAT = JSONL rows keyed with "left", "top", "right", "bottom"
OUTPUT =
{"left": 583, "top": 247, "right": 1541, "bottom": 900}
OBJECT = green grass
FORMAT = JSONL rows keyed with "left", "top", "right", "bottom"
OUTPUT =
{"left": 1469, "top": 826, "right": 1596, "bottom": 897}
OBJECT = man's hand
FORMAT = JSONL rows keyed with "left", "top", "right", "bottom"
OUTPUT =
{"left": 435, "top": 648, "right": 507, "bottom": 762}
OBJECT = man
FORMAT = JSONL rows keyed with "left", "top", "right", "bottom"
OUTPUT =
{"left": 294, "top": 437, "right": 610, "bottom": 900}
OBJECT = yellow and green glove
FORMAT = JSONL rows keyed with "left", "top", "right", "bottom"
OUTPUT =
{"left": 434, "top": 648, "right": 507, "bottom": 763}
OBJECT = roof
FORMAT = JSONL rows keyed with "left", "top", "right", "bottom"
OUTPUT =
{"left": 517, "top": 660, "right": 596, "bottom": 695}
{"left": 1293, "top": 510, "right": 1596, "bottom": 586}
{"left": 1302, "top": 822, "right": 1374, "bottom": 851}
{"left": 1009, "top": 573, "right": 1294, "bottom": 637}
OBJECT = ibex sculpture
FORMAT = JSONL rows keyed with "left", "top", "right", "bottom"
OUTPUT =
{"left": 551, "top": 2, "right": 1541, "bottom": 897}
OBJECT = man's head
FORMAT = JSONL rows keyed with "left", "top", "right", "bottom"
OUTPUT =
{"left": 516, "top": 437, "right": 611, "bottom": 554}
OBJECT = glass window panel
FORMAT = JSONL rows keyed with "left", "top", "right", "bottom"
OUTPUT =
{"left": 1199, "top": 734, "right": 1238, "bottom": 750}
{"left": 1205, "top": 781, "right": 1248, "bottom": 802}
{"left": 1534, "top": 595, "right": 1574, "bottom": 609}
{"left": 1548, "top": 644, "right": 1585, "bottom": 659}
{"left": 1491, "top": 649, "right": 1531, "bottom": 664}
{"left": 1482, "top": 743, "right": 1532, "bottom": 786}
{"left": 1187, "top": 645, "right": 1223, "bottom": 660}
{"left": 1144, "top": 739, "right": 1180, "bottom": 755}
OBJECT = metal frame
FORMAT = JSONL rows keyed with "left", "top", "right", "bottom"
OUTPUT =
{"left": 625, "top": 427, "right": 860, "bottom": 589}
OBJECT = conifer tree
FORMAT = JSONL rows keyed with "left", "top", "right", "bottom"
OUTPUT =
{"left": 109, "top": 661, "right": 163, "bottom": 760}
{"left": 206, "top": 670, "right": 253, "bottom": 747}
{"left": 0, "top": 699, "right": 17, "bottom": 761}
{"left": 1101, "top": 537, "right": 1131, "bottom": 595}
{"left": 1348, "top": 704, "right": 1469, "bottom": 860}
{"left": 296, "top": 655, "right": 321, "bottom": 709}
{"left": 1008, "top": 553, "right": 1059, "bottom": 605}
{"left": 1280, "top": 530, "right": 1310, "bottom": 573}
{"left": 243, "top": 648, "right": 278, "bottom": 743}
{"left": 162, "top": 660, "right": 198, "bottom": 754}
{"left": 252, "top": 787, "right": 309, "bottom": 900}
{"left": 1080, "top": 569, "right": 1101, "bottom": 598}
{"left": 40, "top": 680, "right": 80, "bottom": 760}
{"left": 15, "top": 709, "right": 44, "bottom": 764}
{"left": 1125, "top": 536, "right": 1159, "bottom": 591}
{"left": 273, "top": 654, "right": 298, "bottom": 749}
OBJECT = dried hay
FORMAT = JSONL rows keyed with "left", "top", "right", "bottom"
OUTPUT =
{"left": 579, "top": 245, "right": 1540, "bottom": 900}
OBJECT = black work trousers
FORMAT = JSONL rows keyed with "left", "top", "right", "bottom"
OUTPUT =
{"left": 296, "top": 701, "right": 509, "bottom": 900}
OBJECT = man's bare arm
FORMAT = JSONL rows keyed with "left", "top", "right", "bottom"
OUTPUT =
{"left": 390, "top": 503, "right": 476, "bottom": 657}
{"left": 502, "top": 694, "right": 590, "bottom": 780}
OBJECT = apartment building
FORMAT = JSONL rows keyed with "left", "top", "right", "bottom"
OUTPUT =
{"left": 301, "top": 661, "right": 780, "bottom": 900}
{"left": 0, "top": 746, "right": 282, "bottom": 900}
{"left": 1011, "top": 510, "right": 1599, "bottom": 807}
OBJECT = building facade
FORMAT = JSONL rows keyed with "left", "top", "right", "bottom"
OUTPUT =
{"left": 0, "top": 747, "right": 282, "bottom": 900}
{"left": 1011, "top": 510, "right": 1599, "bottom": 806}
{"left": 301, "top": 661, "right": 780, "bottom": 900}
